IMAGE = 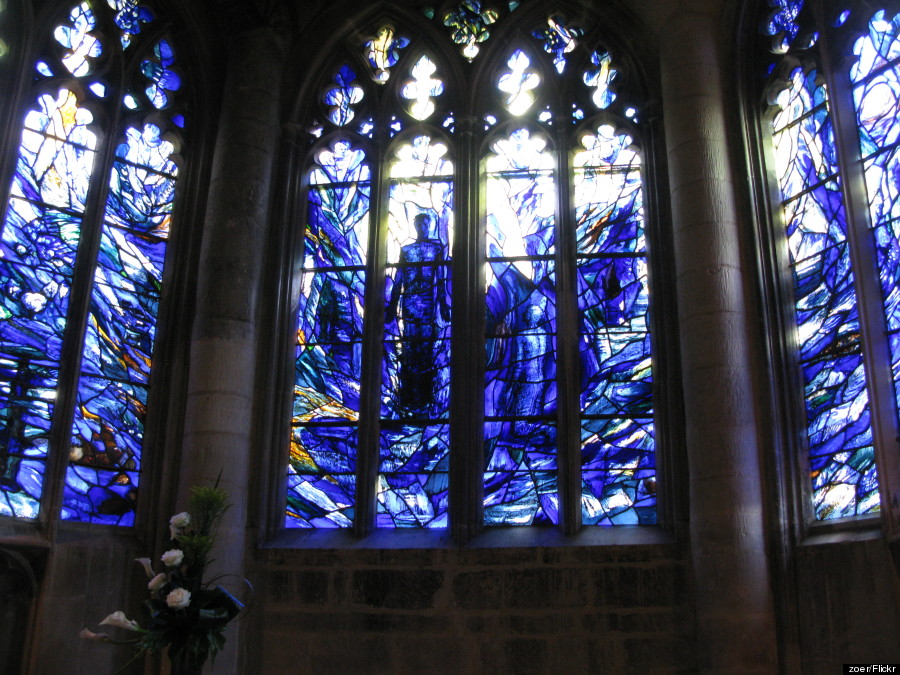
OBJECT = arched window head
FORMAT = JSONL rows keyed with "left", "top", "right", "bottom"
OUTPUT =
{"left": 754, "top": 0, "right": 900, "bottom": 522}
{"left": 0, "top": 0, "right": 187, "bottom": 526}
{"left": 287, "top": 2, "right": 661, "bottom": 535}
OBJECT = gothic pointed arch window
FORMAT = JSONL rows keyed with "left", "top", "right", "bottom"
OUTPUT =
{"left": 285, "top": 1, "right": 670, "bottom": 537}
{"left": 0, "top": 0, "right": 190, "bottom": 526}
{"left": 747, "top": 0, "right": 900, "bottom": 524}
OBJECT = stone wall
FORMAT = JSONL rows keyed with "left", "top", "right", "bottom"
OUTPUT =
{"left": 252, "top": 543, "right": 694, "bottom": 674}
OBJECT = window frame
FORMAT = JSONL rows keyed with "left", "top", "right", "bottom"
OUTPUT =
{"left": 0, "top": 0, "right": 214, "bottom": 538}
{"left": 266, "top": 0, "right": 683, "bottom": 545}
{"left": 741, "top": 0, "right": 900, "bottom": 539}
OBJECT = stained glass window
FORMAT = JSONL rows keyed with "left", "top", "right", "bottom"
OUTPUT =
{"left": 0, "top": 1, "right": 186, "bottom": 524}
{"left": 757, "top": 1, "right": 900, "bottom": 520}
{"left": 287, "top": 3, "right": 662, "bottom": 535}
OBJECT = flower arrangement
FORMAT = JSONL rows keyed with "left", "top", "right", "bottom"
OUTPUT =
{"left": 81, "top": 484, "right": 245, "bottom": 673}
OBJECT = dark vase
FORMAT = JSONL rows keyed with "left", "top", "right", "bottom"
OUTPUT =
{"left": 168, "top": 648, "right": 206, "bottom": 675}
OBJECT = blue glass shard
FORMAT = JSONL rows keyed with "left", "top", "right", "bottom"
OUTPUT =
{"left": 376, "top": 424, "right": 449, "bottom": 527}
{"left": 286, "top": 424, "right": 357, "bottom": 528}
{"left": 61, "top": 466, "right": 138, "bottom": 525}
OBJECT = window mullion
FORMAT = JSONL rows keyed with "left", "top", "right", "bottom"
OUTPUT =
{"left": 355, "top": 137, "right": 389, "bottom": 536}
{"left": 450, "top": 115, "right": 483, "bottom": 541}
{"left": 554, "top": 123, "right": 582, "bottom": 534}
{"left": 817, "top": 10, "right": 900, "bottom": 531}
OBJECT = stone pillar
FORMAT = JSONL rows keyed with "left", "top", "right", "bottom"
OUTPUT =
{"left": 658, "top": 9, "right": 779, "bottom": 673}
{"left": 178, "top": 25, "right": 286, "bottom": 674}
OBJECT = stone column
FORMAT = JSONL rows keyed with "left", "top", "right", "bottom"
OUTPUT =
{"left": 658, "top": 8, "right": 779, "bottom": 673}
{"left": 178, "top": 25, "right": 286, "bottom": 674}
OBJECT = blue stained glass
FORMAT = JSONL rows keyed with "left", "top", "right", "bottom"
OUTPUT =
{"left": 483, "top": 129, "right": 561, "bottom": 526}
{"left": 484, "top": 466, "right": 558, "bottom": 526}
{"left": 850, "top": 10, "right": 900, "bottom": 86}
{"left": 116, "top": 125, "right": 178, "bottom": 175}
{"left": 306, "top": 143, "right": 370, "bottom": 269}
{"left": 782, "top": 183, "right": 847, "bottom": 263}
{"left": 382, "top": 335, "right": 451, "bottom": 420}
{"left": 401, "top": 55, "right": 444, "bottom": 121}
{"left": 80, "top": 285, "right": 156, "bottom": 382}
{"left": 485, "top": 331, "right": 557, "bottom": 419}
{"left": 95, "top": 227, "right": 167, "bottom": 297}
{"left": 583, "top": 51, "right": 617, "bottom": 110}
{"left": 803, "top": 353, "right": 871, "bottom": 456}
{"left": 772, "top": 108, "right": 839, "bottom": 205}
{"left": 769, "top": 61, "right": 881, "bottom": 518}
{"left": 311, "top": 140, "right": 370, "bottom": 184}
{"left": 324, "top": 66, "right": 364, "bottom": 127}
{"left": 811, "top": 446, "right": 879, "bottom": 519}
{"left": 294, "top": 345, "right": 362, "bottom": 421}
{"left": 67, "top": 375, "right": 147, "bottom": 524}
{"left": 852, "top": 14, "right": 900, "bottom": 437}
{"left": 533, "top": 15, "right": 582, "bottom": 74}
{"left": 2, "top": 200, "right": 80, "bottom": 275}
{"left": 380, "top": 138, "right": 453, "bottom": 430}
{"left": 365, "top": 26, "right": 410, "bottom": 84}
{"left": 577, "top": 257, "right": 649, "bottom": 330}
{"left": 1, "top": 1, "right": 181, "bottom": 524}
{"left": 571, "top": 121, "right": 654, "bottom": 527}
{"left": 299, "top": 270, "right": 365, "bottom": 344}
{"left": 381, "top": 215, "right": 451, "bottom": 418}
{"left": 792, "top": 244, "right": 860, "bottom": 363}
{"left": 376, "top": 424, "right": 449, "bottom": 527}
{"left": 0, "top": 364, "right": 56, "bottom": 518}
{"left": 443, "top": 0, "right": 498, "bottom": 60}
{"left": 890, "top": 332, "right": 900, "bottom": 417}
{"left": 498, "top": 50, "right": 540, "bottom": 115}
{"left": 15, "top": 92, "right": 98, "bottom": 212}
{"left": 580, "top": 331, "right": 652, "bottom": 417}
{"left": 286, "top": 425, "right": 356, "bottom": 528}
{"left": 141, "top": 40, "right": 180, "bottom": 110}
{"left": 581, "top": 417, "right": 654, "bottom": 470}
{"left": 862, "top": 147, "right": 900, "bottom": 230}
{"left": 486, "top": 419, "right": 557, "bottom": 471}
{"left": 581, "top": 416, "right": 656, "bottom": 525}
{"left": 765, "top": 0, "right": 803, "bottom": 51}
{"left": 289, "top": 141, "right": 371, "bottom": 527}
{"left": 61, "top": 466, "right": 138, "bottom": 525}
{"left": 873, "top": 222, "right": 900, "bottom": 334}
{"left": 54, "top": 3, "right": 101, "bottom": 77}
{"left": 574, "top": 127, "right": 644, "bottom": 255}
{"left": 485, "top": 259, "right": 556, "bottom": 333}
{"left": 62, "top": 121, "right": 179, "bottom": 523}
{"left": 109, "top": 0, "right": 153, "bottom": 47}
{"left": 485, "top": 134, "right": 556, "bottom": 264}
{"left": 854, "top": 66, "right": 900, "bottom": 157}
{"left": 0, "top": 261, "right": 71, "bottom": 363}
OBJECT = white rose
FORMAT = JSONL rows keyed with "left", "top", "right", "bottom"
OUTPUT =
{"left": 99, "top": 611, "right": 140, "bottom": 631}
{"left": 161, "top": 549, "right": 184, "bottom": 568}
{"left": 148, "top": 572, "right": 167, "bottom": 593}
{"left": 166, "top": 587, "right": 191, "bottom": 610}
{"left": 169, "top": 512, "right": 191, "bottom": 539}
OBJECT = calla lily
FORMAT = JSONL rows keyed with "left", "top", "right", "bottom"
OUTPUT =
{"left": 135, "top": 557, "right": 154, "bottom": 579}
{"left": 148, "top": 572, "right": 167, "bottom": 594}
{"left": 79, "top": 628, "right": 112, "bottom": 642}
{"left": 99, "top": 611, "right": 141, "bottom": 632}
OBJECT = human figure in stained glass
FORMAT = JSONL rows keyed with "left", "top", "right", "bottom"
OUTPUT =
{"left": 499, "top": 302, "right": 552, "bottom": 441}
{"left": 386, "top": 212, "right": 447, "bottom": 414}
{"left": 0, "top": 371, "right": 28, "bottom": 490}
